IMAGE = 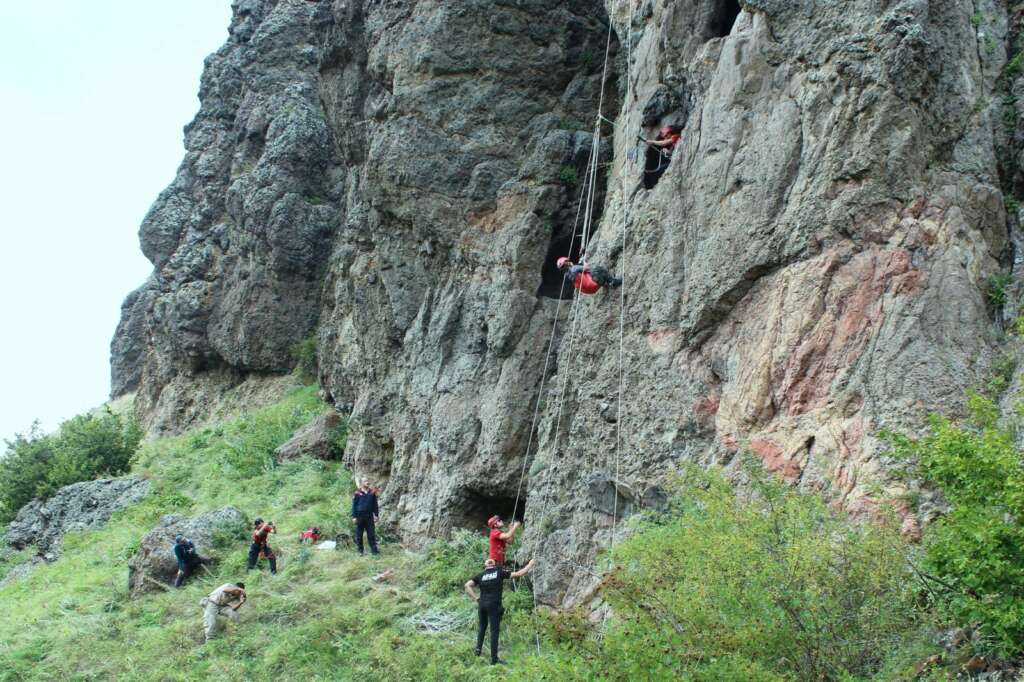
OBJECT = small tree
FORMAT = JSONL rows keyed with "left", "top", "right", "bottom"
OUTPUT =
{"left": 0, "top": 424, "right": 55, "bottom": 523}
{"left": 886, "top": 393, "right": 1024, "bottom": 657}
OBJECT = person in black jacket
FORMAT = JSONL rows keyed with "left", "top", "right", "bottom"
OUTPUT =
{"left": 351, "top": 479, "right": 380, "bottom": 556}
{"left": 172, "top": 535, "right": 209, "bottom": 588}
{"left": 464, "top": 557, "right": 536, "bottom": 665}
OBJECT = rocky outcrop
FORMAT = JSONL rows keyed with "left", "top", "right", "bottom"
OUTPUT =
{"left": 127, "top": 507, "right": 246, "bottom": 596}
{"left": 274, "top": 412, "right": 343, "bottom": 461}
{"left": 112, "top": 0, "right": 1018, "bottom": 606}
{"left": 6, "top": 477, "right": 151, "bottom": 561}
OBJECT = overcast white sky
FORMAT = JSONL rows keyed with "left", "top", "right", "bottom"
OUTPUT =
{"left": 0, "top": 1, "right": 232, "bottom": 443}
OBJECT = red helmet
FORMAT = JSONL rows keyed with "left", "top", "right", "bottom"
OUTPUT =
{"left": 487, "top": 515, "right": 502, "bottom": 528}
{"left": 556, "top": 257, "right": 570, "bottom": 269}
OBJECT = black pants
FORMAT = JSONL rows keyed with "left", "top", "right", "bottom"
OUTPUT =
{"left": 174, "top": 558, "right": 204, "bottom": 587}
{"left": 355, "top": 516, "right": 378, "bottom": 555}
{"left": 246, "top": 543, "right": 277, "bottom": 573}
{"left": 476, "top": 603, "right": 504, "bottom": 662}
{"left": 589, "top": 266, "right": 622, "bottom": 289}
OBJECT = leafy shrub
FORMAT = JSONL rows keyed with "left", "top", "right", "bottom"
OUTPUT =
{"left": 987, "top": 271, "right": 1013, "bottom": 308}
{"left": 0, "top": 411, "right": 142, "bottom": 523}
{"left": 529, "top": 464, "right": 930, "bottom": 680}
{"left": 290, "top": 335, "right": 319, "bottom": 384}
{"left": 558, "top": 165, "right": 579, "bottom": 189}
{"left": 418, "top": 528, "right": 488, "bottom": 596}
{"left": 328, "top": 420, "right": 348, "bottom": 458}
{"left": 886, "top": 394, "right": 1024, "bottom": 658}
{"left": 45, "top": 411, "right": 142, "bottom": 493}
{"left": 0, "top": 424, "right": 55, "bottom": 522}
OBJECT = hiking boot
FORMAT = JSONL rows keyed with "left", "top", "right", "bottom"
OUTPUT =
{"left": 491, "top": 659, "right": 507, "bottom": 666}
{"left": 473, "top": 648, "right": 481, "bottom": 657}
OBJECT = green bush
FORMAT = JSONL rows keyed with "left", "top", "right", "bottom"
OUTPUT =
{"left": 0, "top": 424, "right": 55, "bottom": 522}
{"left": 886, "top": 393, "right": 1024, "bottom": 657}
{"left": 524, "top": 464, "right": 930, "bottom": 680}
{"left": 558, "top": 165, "right": 579, "bottom": 189}
{"left": 45, "top": 411, "right": 142, "bottom": 494}
{"left": 987, "top": 271, "right": 1013, "bottom": 308}
{"left": 290, "top": 335, "right": 319, "bottom": 384}
{"left": 419, "top": 528, "right": 489, "bottom": 597}
{"left": 0, "top": 411, "right": 142, "bottom": 523}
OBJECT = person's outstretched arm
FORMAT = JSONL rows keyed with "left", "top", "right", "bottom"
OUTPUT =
{"left": 499, "top": 520, "right": 522, "bottom": 541}
{"left": 511, "top": 559, "right": 536, "bottom": 579}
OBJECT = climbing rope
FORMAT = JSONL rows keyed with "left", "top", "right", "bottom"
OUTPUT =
{"left": 611, "top": 0, "right": 637, "bottom": 560}
{"left": 503, "top": 3, "right": 636, "bottom": 657}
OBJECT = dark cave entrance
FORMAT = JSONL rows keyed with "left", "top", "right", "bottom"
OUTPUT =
{"left": 709, "top": 0, "right": 741, "bottom": 38}
{"left": 449, "top": 487, "right": 525, "bottom": 533}
{"left": 537, "top": 229, "right": 590, "bottom": 299}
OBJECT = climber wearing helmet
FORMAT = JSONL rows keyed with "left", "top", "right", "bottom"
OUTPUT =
{"left": 556, "top": 257, "right": 622, "bottom": 295}
{"left": 641, "top": 124, "right": 682, "bottom": 189}
{"left": 487, "top": 515, "right": 522, "bottom": 566}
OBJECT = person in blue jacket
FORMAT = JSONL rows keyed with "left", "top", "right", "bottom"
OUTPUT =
{"left": 351, "top": 479, "right": 380, "bottom": 556}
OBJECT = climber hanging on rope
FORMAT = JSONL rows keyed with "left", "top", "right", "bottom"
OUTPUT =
{"left": 641, "top": 125, "right": 682, "bottom": 189}
{"left": 465, "top": 557, "right": 536, "bottom": 665}
{"left": 556, "top": 257, "right": 622, "bottom": 295}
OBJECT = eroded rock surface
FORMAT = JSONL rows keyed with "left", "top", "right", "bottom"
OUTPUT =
{"left": 274, "top": 411, "right": 343, "bottom": 461}
{"left": 112, "top": 0, "right": 1018, "bottom": 606}
{"left": 127, "top": 506, "right": 247, "bottom": 596}
{"left": 6, "top": 477, "right": 151, "bottom": 561}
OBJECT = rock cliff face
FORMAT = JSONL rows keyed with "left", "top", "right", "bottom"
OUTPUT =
{"left": 113, "top": 0, "right": 1020, "bottom": 606}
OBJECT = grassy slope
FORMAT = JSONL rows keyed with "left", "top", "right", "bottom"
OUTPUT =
{"left": 0, "top": 388, "right": 540, "bottom": 682}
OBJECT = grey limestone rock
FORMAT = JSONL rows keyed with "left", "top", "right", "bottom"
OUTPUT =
{"left": 6, "top": 477, "right": 151, "bottom": 561}
{"left": 127, "top": 506, "right": 247, "bottom": 596}
{"left": 111, "top": 0, "right": 1020, "bottom": 606}
{"left": 274, "top": 411, "right": 344, "bottom": 462}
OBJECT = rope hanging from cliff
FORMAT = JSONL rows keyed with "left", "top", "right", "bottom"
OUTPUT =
{"left": 610, "top": 0, "right": 637, "bottom": 562}
{"left": 503, "top": 8, "right": 624, "bottom": 656}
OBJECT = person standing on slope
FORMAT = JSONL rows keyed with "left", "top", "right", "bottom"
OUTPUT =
{"left": 487, "top": 515, "right": 521, "bottom": 567}
{"left": 465, "top": 557, "right": 536, "bottom": 665}
{"left": 246, "top": 518, "right": 277, "bottom": 574}
{"left": 351, "top": 479, "right": 380, "bottom": 556}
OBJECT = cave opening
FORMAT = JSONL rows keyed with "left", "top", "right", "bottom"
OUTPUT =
{"left": 448, "top": 487, "right": 525, "bottom": 533}
{"left": 709, "top": 0, "right": 741, "bottom": 38}
{"left": 537, "top": 228, "right": 589, "bottom": 299}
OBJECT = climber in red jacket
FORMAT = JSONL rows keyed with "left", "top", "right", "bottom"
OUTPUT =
{"left": 556, "top": 257, "right": 622, "bottom": 295}
{"left": 641, "top": 125, "right": 682, "bottom": 189}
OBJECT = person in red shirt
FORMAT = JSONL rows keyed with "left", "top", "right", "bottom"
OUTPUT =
{"left": 246, "top": 518, "right": 277, "bottom": 574}
{"left": 487, "top": 515, "right": 522, "bottom": 566}
{"left": 298, "top": 527, "right": 321, "bottom": 544}
{"left": 556, "top": 257, "right": 622, "bottom": 295}
{"left": 642, "top": 125, "right": 682, "bottom": 189}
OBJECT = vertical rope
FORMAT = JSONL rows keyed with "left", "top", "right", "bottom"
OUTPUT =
{"left": 611, "top": 0, "right": 636, "bottom": 560}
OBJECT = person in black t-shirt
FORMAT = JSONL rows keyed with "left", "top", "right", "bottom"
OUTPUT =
{"left": 464, "top": 557, "right": 536, "bottom": 665}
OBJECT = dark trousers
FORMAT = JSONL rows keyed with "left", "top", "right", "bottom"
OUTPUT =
{"left": 476, "top": 603, "right": 504, "bottom": 662}
{"left": 590, "top": 266, "right": 622, "bottom": 289}
{"left": 355, "top": 516, "right": 379, "bottom": 555}
{"left": 246, "top": 542, "right": 277, "bottom": 573}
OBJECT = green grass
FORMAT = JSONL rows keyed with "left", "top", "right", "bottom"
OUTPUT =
{"left": 0, "top": 387, "right": 542, "bottom": 681}
{"left": 0, "top": 387, "right": 968, "bottom": 680}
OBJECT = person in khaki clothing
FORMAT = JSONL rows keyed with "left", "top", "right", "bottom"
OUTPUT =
{"left": 201, "top": 582, "right": 246, "bottom": 642}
